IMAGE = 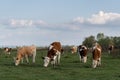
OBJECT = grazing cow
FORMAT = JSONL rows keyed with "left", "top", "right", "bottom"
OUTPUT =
{"left": 78, "top": 45, "right": 88, "bottom": 63}
{"left": 92, "top": 43, "right": 102, "bottom": 68}
{"left": 14, "top": 45, "right": 36, "bottom": 66}
{"left": 42, "top": 42, "right": 62, "bottom": 67}
{"left": 4, "top": 47, "right": 12, "bottom": 55}
{"left": 71, "top": 46, "right": 77, "bottom": 54}
{"left": 108, "top": 45, "right": 114, "bottom": 54}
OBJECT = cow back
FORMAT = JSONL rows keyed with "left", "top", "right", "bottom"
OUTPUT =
{"left": 50, "top": 42, "right": 62, "bottom": 52}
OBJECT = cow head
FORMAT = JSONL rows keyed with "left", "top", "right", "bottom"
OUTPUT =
{"left": 42, "top": 48, "right": 58, "bottom": 67}
{"left": 14, "top": 52, "right": 22, "bottom": 66}
{"left": 14, "top": 57, "right": 21, "bottom": 66}
{"left": 42, "top": 57, "right": 50, "bottom": 67}
{"left": 78, "top": 45, "right": 87, "bottom": 52}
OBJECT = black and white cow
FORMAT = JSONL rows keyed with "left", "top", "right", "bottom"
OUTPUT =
{"left": 78, "top": 45, "right": 88, "bottom": 63}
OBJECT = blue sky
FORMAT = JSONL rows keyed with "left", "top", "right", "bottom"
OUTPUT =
{"left": 0, "top": 0, "right": 120, "bottom": 47}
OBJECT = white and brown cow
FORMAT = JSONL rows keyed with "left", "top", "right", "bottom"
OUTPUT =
{"left": 71, "top": 46, "right": 77, "bottom": 54}
{"left": 78, "top": 45, "right": 88, "bottom": 63}
{"left": 108, "top": 45, "right": 114, "bottom": 54}
{"left": 42, "top": 42, "right": 62, "bottom": 67}
{"left": 14, "top": 45, "right": 36, "bottom": 66}
{"left": 92, "top": 43, "right": 102, "bottom": 68}
{"left": 4, "top": 47, "right": 12, "bottom": 55}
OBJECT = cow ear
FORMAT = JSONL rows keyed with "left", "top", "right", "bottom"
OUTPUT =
{"left": 41, "top": 56, "right": 45, "bottom": 59}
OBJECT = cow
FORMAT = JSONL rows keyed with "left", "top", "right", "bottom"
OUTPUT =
{"left": 4, "top": 47, "right": 12, "bottom": 55}
{"left": 92, "top": 43, "right": 102, "bottom": 68}
{"left": 108, "top": 45, "right": 114, "bottom": 54}
{"left": 42, "top": 42, "right": 62, "bottom": 67}
{"left": 14, "top": 45, "right": 36, "bottom": 66}
{"left": 78, "top": 45, "right": 88, "bottom": 63}
{"left": 71, "top": 46, "right": 77, "bottom": 54}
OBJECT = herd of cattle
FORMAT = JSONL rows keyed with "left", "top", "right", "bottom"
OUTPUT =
{"left": 3, "top": 42, "right": 114, "bottom": 68}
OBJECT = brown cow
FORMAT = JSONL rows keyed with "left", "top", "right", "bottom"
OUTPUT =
{"left": 92, "top": 43, "right": 102, "bottom": 68}
{"left": 78, "top": 45, "right": 88, "bottom": 63}
{"left": 14, "top": 45, "right": 36, "bottom": 66}
{"left": 4, "top": 47, "right": 12, "bottom": 55}
{"left": 71, "top": 46, "right": 77, "bottom": 54}
{"left": 42, "top": 42, "right": 62, "bottom": 67}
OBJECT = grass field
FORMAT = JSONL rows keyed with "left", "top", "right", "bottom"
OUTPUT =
{"left": 0, "top": 49, "right": 120, "bottom": 80}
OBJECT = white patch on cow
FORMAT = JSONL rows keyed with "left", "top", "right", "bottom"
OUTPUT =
{"left": 49, "top": 45, "right": 53, "bottom": 50}
{"left": 43, "top": 57, "right": 50, "bottom": 67}
{"left": 92, "top": 60, "right": 97, "bottom": 68}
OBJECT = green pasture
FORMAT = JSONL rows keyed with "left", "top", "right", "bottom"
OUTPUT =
{"left": 0, "top": 49, "right": 120, "bottom": 80}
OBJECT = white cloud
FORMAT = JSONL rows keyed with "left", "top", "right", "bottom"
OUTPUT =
{"left": 10, "top": 19, "right": 33, "bottom": 27}
{"left": 0, "top": 19, "right": 47, "bottom": 28}
{"left": 73, "top": 17, "right": 85, "bottom": 23}
{"left": 74, "top": 11, "right": 120, "bottom": 25}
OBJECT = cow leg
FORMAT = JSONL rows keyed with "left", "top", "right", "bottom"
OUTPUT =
{"left": 32, "top": 50, "right": 36, "bottom": 63}
{"left": 21, "top": 58, "right": 24, "bottom": 63}
{"left": 79, "top": 56, "right": 82, "bottom": 62}
{"left": 8, "top": 52, "right": 11, "bottom": 55}
{"left": 25, "top": 55, "right": 29, "bottom": 63}
{"left": 57, "top": 53, "right": 61, "bottom": 65}
{"left": 97, "top": 58, "right": 101, "bottom": 66}
{"left": 108, "top": 50, "right": 111, "bottom": 54}
{"left": 83, "top": 56, "right": 87, "bottom": 63}
{"left": 78, "top": 52, "right": 82, "bottom": 62}
{"left": 53, "top": 55, "right": 57, "bottom": 65}
{"left": 92, "top": 60, "right": 97, "bottom": 68}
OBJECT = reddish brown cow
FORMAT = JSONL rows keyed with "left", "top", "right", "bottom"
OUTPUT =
{"left": 42, "top": 42, "right": 62, "bottom": 67}
{"left": 92, "top": 43, "right": 102, "bottom": 68}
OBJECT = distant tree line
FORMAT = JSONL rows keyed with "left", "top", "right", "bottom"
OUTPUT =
{"left": 82, "top": 33, "right": 120, "bottom": 51}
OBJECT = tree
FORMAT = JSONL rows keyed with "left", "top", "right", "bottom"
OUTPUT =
{"left": 97, "top": 37, "right": 113, "bottom": 51}
{"left": 82, "top": 35, "right": 95, "bottom": 48}
{"left": 97, "top": 33, "right": 104, "bottom": 41}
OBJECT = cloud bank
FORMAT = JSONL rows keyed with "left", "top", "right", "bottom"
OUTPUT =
{"left": 0, "top": 11, "right": 120, "bottom": 46}
{"left": 73, "top": 11, "right": 120, "bottom": 25}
